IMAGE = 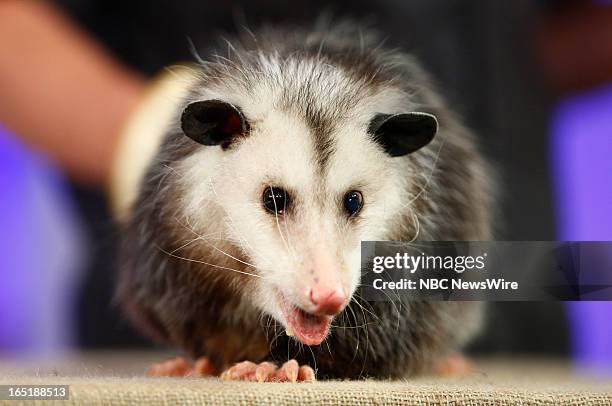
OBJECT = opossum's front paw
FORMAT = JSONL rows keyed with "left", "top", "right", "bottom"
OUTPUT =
{"left": 220, "top": 360, "right": 315, "bottom": 382}
{"left": 432, "top": 353, "right": 473, "bottom": 377}
{"left": 147, "top": 356, "right": 217, "bottom": 377}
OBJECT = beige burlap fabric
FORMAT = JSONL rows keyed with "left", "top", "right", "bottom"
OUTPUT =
{"left": 1, "top": 354, "right": 611, "bottom": 405}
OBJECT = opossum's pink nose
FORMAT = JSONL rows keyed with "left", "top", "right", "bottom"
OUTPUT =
{"left": 309, "top": 287, "right": 347, "bottom": 315}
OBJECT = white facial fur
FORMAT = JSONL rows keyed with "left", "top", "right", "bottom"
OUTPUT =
{"left": 177, "top": 57, "right": 413, "bottom": 327}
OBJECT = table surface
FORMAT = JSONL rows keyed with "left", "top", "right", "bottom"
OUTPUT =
{"left": 1, "top": 352, "right": 611, "bottom": 405}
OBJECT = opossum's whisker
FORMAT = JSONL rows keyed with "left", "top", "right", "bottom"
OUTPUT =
{"left": 208, "top": 178, "right": 247, "bottom": 243}
{"left": 268, "top": 317, "right": 277, "bottom": 343}
{"left": 374, "top": 278, "right": 402, "bottom": 330}
{"left": 345, "top": 303, "right": 363, "bottom": 364}
{"left": 151, "top": 164, "right": 176, "bottom": 196}
{"left": 261, "top": 314, "right": 276, "bottom": 343}
{"left": 180, "top": 215, "right": 230, "bottom": 242}
{"left": 238, "top": 21, "right": 257, "bottom": 44}
{"left": 343, "top": 297, "right": 371, "bottom": 376}
{"left": 324, "top": 336, "right": 333, "bottom": 358}
{"left": 170, "top": 236, "right": 201, "bottom": 254}
{"left": 346, "top": 304, "right": 360, "bottom": 347}
{"left": 186, "top": 37, "right": 205, "bottom": 64}
{"left": 281, "top": 208, "right": 299, "bottom": 262}
{"left": 189, "top": 235, "right": 271, "bottom": 272}
{"left": 403, "top": 135, "right": 447, "bottom": 208}
{"left": 176, "top": 217, "right": 240, "bottom": 248}
{"left": 278, "top": 187, "right": 298, "bottom": 261}
{"left": 306, "top": 344, "right": 318, "bottom": 375}
{"left": 331, "top": 322, "right": 375, "bottom": 329}
{"left": 156, "top": 245, "right": 260, "bottom": 278}
{"left": 357, "top": 298, "right": 371, "bottom": 378}
{"left": 351, "top": 293, "right": 382, "bottom": 323}
{"left": 269, "top": 184, "right": 296, "bottom": 261}
{"left": 169, "top": 229, "right": 225, "bottom": 254}
{"left": 268, "top": 318, "right": 285, "bottom": 355}
{"left": 222, "top": 37, "right": 246, "bottom": 66}
{"left": 208, "top": 178, "right": 275, "bottom": 267}
{"left": 177, "top": 219, "right": 271, "bottom": 271}
{"left": 286, "top": 330, "right": 291, "bottom": 360}
{"left": 374, "top": 262, "right": 404, "bottom": 325}
{"left": 234, "top": 200, "right": 298, "bottom": 263}
{"left": 408, "top": 208, "right": 421, "bottom": 243}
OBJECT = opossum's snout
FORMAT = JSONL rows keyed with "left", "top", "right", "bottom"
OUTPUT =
{"left": 275, "top": 252, "right": 351, "bottom": 346}
{"left": 276, "top": 283, "right": 348, "bottom": 346}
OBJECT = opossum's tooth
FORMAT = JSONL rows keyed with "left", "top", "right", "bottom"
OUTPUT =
{"left": 285, "top": 328, "right": 294, "bottom": 337}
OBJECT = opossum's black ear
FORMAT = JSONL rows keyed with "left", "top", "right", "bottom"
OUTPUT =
{"left": 369, "top": 112, "right": 438, "bottom": 157}
{"left": 181, "top": 100, "right": 248, "bottom": 147}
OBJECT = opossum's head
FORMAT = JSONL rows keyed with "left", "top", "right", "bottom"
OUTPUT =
{"left": 177, "top": 74, "right": 437, "bottom": 345}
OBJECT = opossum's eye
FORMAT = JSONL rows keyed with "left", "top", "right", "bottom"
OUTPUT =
{"left": 343, "top": 191, "right": 363, "bottom": 217}
{"left": 369, "top": 112, "right": 438, "bottom": 157}
{"left": 181, "top": 100, "right": 248, "bottom": 148}
{"left": 262, "top": 187, "right": 290, "bottom": 215}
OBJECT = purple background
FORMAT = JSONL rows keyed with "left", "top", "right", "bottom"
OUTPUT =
{"left": 0, "top": 125, "right": 83, "bottom": 358}
{"left": 552, "top": 84, "right": 612, "bottom": 372}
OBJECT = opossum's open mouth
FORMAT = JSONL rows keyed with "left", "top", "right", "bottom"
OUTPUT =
{"left": 277, "top": 296, "right": 332, "bottom": 346}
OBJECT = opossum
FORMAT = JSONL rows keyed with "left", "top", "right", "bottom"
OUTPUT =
{"left": 117, "top": 23, "right": 493, "bottom": 381}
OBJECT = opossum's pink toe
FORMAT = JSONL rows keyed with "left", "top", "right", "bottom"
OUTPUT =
{"left": 276, "top": 360, "right": 299, "bottom": 382}
{"left": 255, "top": 362, "right": 277, "bottom": 382}
{"left": 220, "top": 361, "right": 258, "bottom": 381}
{"left": 147, "top": 357, "right": 193, "bottom": 377}
{"left": 432, "top": 353, "right": 473, "bottom": 377}
{"left": 192, "top": 357, "right": 217, "bottom": 377}
{"left": 298, "top": 365, "right": 316, "bottom": 382}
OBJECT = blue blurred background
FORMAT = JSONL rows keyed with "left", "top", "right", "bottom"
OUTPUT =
{"left": 0, "top": 0, "right": 610, "bottom": 370}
